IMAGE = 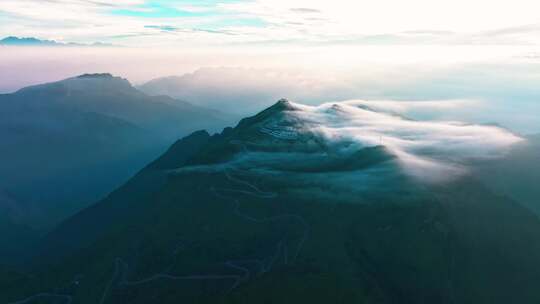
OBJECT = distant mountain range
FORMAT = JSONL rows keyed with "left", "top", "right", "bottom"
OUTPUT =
{"left": 137, "top": 68, "right": 305, "bottom": 115}
{"left": 0, "top": 36, "right": 115, "bottom": 47}
{"left": 3, "top": 100, "right": 539, "bottom": 304}
{"left": 0, "top": 73, "right": 234, "bottom": 261}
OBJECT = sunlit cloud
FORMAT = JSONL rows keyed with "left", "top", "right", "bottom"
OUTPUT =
{"left": 342, "top": 99, "right": 484, "bottom": 116}
{"left": 287, "top": 101, "right": 523, "bottom": 181}
{"left": 172, "top": 99, "right": 523, "bottom": 184}
{"left": 2, "top": 0, "right": 540, "bottom": 46}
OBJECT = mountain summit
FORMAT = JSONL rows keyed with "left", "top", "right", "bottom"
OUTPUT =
{"left": 178, "top": 99, "right": 520, "bottom": 182}
{"left": 9, "top": 73, "right": 229, "bottom": 139}
{"left": 17, "top": 73, "right": 133, "bottom": 96}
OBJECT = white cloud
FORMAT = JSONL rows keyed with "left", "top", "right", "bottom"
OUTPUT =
{"left": 219, "top": 0, "right": 540, "bottom": 45}
{"left": 342, "top": 99, "right": 483, "bottom": 114}
{"left": 286, "top": 101, "right": 523, "bottom": 181}
{"left": 3, "top": 0, "right": 540, "bottom": 46}
{"left": 172, "top": 99, "right": 523, "bottom": 184}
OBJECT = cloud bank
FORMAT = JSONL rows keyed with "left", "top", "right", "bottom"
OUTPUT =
{"left": 3, "top": 0, "right": 540, "bottom": 46}
{"left": 286, "top": 101, "right": 523, "bottom": 181}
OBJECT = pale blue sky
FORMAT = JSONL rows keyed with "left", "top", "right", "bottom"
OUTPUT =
{"left": 110, "top": 0, "right": 249, "bottom": 18}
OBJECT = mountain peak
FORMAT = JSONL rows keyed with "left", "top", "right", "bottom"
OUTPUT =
{"left": 276, "top": 98, "right": 291, "bottom": 105}
{"left": 62, "top": 74, "right": 134, "bottom": 94}
{"left": 16, "top": 73, "right": 135, "bottom": 96}
{"left": 235, "top": 98, "right": 299, "bottom": 131}
{"left": 272, "top": 98, "right": 296, "bottom": 111}
{"left": 76, "top": 73, "right": 114, "bottom": 79}
{"left": 0, "top": 36, "right": 58, "bottom": 46}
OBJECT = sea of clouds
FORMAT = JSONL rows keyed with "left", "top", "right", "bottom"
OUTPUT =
{"left": 284, "top": 100, "right": 523, "bottom": 181}
{"left": 173, "top": 99, "right": 523, "bottom": 184}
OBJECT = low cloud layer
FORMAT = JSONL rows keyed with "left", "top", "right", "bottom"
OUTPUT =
{"left": 287, "top": 101, "right": 523, "bottom": 181}
{"left": 173, "top": 99, "right": 523, "bottom": 187}
{"left": 3, "top": 0, "right": 540, "bottom": 46}
{"left": 138, "top": 61, "right": 540, "bottom": 134}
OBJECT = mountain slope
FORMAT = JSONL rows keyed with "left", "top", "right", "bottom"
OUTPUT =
{"left": 0, "top": 190, "right": 39, "bottom": 260}
{"left": 473, "top": 133, "right": 540, "bottom": 217}
{"left": 0, "top": 36, "right": 114, "bottom": 47}
{"left": 0, "top": 74, "right": 232, "bottom": 258}
{"left": 3, "top": 100, "right": 540, "bottom": 304}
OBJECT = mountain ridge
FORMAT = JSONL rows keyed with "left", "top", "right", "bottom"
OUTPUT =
{"left": 0, "top": 36, "right": 115, "bottom": 47}
{"left": 0, "top": 73, "right": 234, "bottom": 262}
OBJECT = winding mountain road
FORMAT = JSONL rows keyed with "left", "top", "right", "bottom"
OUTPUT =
{"left": 8, "top": 147, "right": 311, "bottom": 303}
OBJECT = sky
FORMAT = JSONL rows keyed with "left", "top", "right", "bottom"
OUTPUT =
{"left": 2, "top": 0, "right": 540, "bottom": 46}
{"left": 1, "top": 1, "right": 540, "bottom": 134}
